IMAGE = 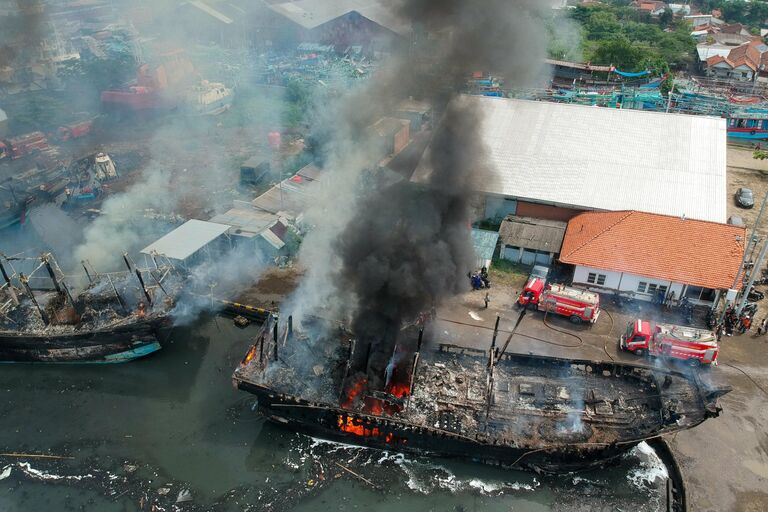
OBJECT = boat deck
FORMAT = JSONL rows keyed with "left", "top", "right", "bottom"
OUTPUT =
{"left": 235, "top": 315, "right": 715, "bottom": 450}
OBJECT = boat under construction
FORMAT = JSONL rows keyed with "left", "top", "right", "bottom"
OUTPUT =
{"left": 233, "top": 311, "right": 730, "bottom": 474}
{"left": 0, "top": 252, "right": 180, "bottom": 363}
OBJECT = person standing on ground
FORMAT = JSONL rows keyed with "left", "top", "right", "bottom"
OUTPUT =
{"left": 483, "top": 292, "right": 490, "bottom": 309}
{"left": 742, "top": 315, "right": 752, "bottom": 334}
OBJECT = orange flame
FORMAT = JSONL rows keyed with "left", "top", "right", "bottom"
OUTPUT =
{"left": 386, "top": 381, "right": 411, "bottom": 399}
{"left": 242, "top": 345, "right": 257, "bottom": 365}
{"left": 342, "top": 377, "right": 367, "bottom": 408}
{"left": 337, "top": 415, "right": 394, "bottom": 443}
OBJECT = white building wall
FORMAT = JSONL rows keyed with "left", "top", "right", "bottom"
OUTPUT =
{"left": 572, "top": 265, "right": 687, "bottom": 302}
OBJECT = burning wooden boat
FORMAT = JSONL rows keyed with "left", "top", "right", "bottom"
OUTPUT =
{"left": 0, "top": 252, "right": 180, "bottom": 363}
{"left": 233, "top": 312, "right": 730, "bottom": 473}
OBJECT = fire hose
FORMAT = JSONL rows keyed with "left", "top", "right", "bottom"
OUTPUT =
{"left": 720, "top": 362, "right": 768, "bottom": 397}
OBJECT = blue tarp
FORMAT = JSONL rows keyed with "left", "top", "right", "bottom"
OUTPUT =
{"left": 639, "top": 79, "right": 663, "bottom": 89}
{"left": 613, "top": 69, "right": 650, "bottom": 77}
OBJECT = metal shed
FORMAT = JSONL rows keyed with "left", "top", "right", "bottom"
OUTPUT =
{"left": 499, "top": 216, "right": 566, "bottom": 266}
{"left": 471, "top": 228, "right": 499, "bottom": 269}
{"left": 140, "top": 219, "right": 230, "bottom": 267}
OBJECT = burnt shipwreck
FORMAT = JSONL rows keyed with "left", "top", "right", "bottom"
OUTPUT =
{"left": 234, "top": 311, "right": 730, "bottom": 473}
{"left": 0, "top": 252, "right": 180, "bottom": 363}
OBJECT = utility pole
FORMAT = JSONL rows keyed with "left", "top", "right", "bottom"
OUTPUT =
{"left": 732, "top": 190, "right": 768, "bottom": 290}
{"left": 719, "top": 194, "right": 768, "bottom": 322}
{"left": 738, "top": 237, "right": 768, "bottom": 315}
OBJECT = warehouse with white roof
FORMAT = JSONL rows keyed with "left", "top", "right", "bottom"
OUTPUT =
{"left": 413, "top": 96, "right": 727, "bottom": 224}
{"left": 141, "top": 219, "right": 231, "bottom": 268}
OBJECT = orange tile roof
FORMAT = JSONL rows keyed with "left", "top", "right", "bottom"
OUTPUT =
{"left": 559, "top": 211, "right": 746, "bottom": 290}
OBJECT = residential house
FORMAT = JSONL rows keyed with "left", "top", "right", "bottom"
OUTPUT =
{"left": 667, "top": 3, "right": 691, "bottom": 16}
{"left": 559, "top": 211, "right": 745, "bottom": 306}
{"left": 720, "top": 23, "right": 752, "bottom": 37}
{"left": 633, "top": 1, "right": 668, "bottom": 16}
{"left": 703, "top": 40, "right": 768, "bottom": 81}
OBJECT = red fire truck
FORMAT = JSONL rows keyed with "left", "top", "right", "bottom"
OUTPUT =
{"left": 0, "top": 132, "right": 49, "bottom": 160}
{"left": 517, "top": 278, "right": 601, "bottom": 324}
{"left": 620, "top": 319, "right": 719, "bottom": 366}
{"left": 55, "top": 119, "right": 94, "bottom": 142}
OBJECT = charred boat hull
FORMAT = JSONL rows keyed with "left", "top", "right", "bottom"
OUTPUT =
{"left": 0, "top": 321, "right": 164, "bottom": 363}
{"left": 238, "top": 380, "right": 639, "bottom": 473}
{"left": 233, "top": 315, "right": 729, "bottom": 474}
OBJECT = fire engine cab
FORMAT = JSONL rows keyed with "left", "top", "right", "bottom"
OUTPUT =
{"left": 620, "top": 319, "right": 719, "bottom": 366}
{"left": 517, "top": 278, "right": 600, "bottom": 324}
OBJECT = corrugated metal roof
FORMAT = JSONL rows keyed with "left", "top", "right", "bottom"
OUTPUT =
{"left": 697, "top": 44, "right": 735, "bottom": 61}
{"left": 472, "top": 228, "right": 499, "bottom": 262}
{"left": 499, "top": 216, "right": 566, "bottom": 253}
{"left": 209, "top": 206, "right": 277, "bottom": 234}
{"left": 266, "top": 0, "right": 408, "bottom": 35}
{"left": 140, "top": 219, "right": 230, "bottom": 261}
{"left": 413, "top": 96, "right": 727, "bottom": 223}
{"left": 0, "top": 108, "right": 7, "bottom": 123}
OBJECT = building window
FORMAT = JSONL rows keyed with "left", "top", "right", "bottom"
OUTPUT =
{"left": 647, "top": 283, "right": 658, "bottom": 295}
{"left": 658, "top": 285, "right": 668, "bottom": 297}
{"left": 685, "top": 286, "right": 717, "bottom": 302}
{"left": 700, "top": 288, "right": 716, "bottom": 302}
{"left": 587, "top": 273, "right": 606, "bottom": 285}
{"left": 685, "top": 285, "right": 703, "bottom": 300}
{"left": 637, "top": 282, "right": 647, "bottom": 293}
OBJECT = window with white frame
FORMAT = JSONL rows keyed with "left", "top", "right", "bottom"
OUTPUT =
{"left": 587, "top": 273, "right": 606, "bottom": 285}
{"left": 647, "top": 283, "right": 658, "bottom": 295}
{"left": 637, "top": 282, "right": 647, "bottom": 293}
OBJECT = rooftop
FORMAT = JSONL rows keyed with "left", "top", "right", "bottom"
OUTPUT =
{"left": 412, "top": 96, "right": 727, "bottom": 223}
{"left": 559, "top": 211, "right": 745, "bottom": 290}
{"left": 471, "top": 228, "right": 499, "bottom": 263}
{"left": 140, "top": 219, "right": 230, "bottom": 262}
{"left": 499, "top": 216, "right": 567, "bottom": 253}
{"left": 251, "top": 163, "right": 322, "bottom": 218}
{"left": 265, "top": 0, "right": 409, "bottom": 35}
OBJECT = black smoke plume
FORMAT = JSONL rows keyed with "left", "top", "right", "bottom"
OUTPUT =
{"left": 340, "top": 101, "right": 489, "bottom": 385}
{"left": 312, "top": 0, "right": 552, "bottom": 388}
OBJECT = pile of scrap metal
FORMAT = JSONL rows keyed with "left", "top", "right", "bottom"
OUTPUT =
{"left": 233, "top": 310, "right": 731, "bottom": 474}
{"left": 0, "top": 252, "right": 182, "bottom": 363}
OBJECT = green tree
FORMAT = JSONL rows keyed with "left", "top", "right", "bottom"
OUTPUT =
{"left": 658, "top": 8, "right": 674, "bottom": 28}
{"left": 585, "top": 10, "right": 622, "bottom": 40}
{"left": 592, "top": 36, "right": 645, "bottom": 70}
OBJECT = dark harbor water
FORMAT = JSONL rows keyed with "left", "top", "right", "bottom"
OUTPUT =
{"left": 0, "top": 317, "right": 672, "bottom": 512}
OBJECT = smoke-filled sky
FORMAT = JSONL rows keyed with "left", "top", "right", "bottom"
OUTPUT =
{"left": 288, "top": 0, "right": 555, "bottom": 387}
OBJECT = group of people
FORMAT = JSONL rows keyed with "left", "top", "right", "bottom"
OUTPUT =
{"left": 469, "top": 267, "right": 491, "bottom": 290}
{"left": 717, "top": 306, "right": 767, "bottom": 338}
